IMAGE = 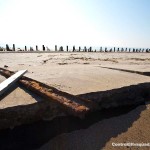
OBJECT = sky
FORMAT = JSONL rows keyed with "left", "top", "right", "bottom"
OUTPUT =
{"left": 0, "top": 0, "right": 150, "bottom": 49}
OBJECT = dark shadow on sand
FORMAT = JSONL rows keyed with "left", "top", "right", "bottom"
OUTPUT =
{"left": 0, "top": 104, "right": 146, "bottom": 150}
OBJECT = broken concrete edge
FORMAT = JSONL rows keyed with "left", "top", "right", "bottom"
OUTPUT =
{"left": 0, "top": 100, "right": 66, "bottom": 130}
{"left": 0, "top": 70, "right": 27, "bottom": 96}
{"left": 78, "top": 82, "right": 150, "bottom": 110}
{"left": 0, "top": 68, "right": 149, "bottom": 130}
{"left": 0, "top": 68, "right": 99, "bottom": 118}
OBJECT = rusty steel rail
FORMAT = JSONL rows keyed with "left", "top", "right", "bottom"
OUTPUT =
{"left": 0, "top": 68, "right": 99, "bottom": 118}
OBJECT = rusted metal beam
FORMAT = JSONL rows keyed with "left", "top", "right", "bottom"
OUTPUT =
{"left": 0, "top": 68, "right": 98, "bottom": 118}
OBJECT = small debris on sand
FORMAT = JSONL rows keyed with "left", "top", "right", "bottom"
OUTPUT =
{"left": 4, "top": 65, "right": 8, "bottom": 68}
{"left": 37, "top": 55, "right": 42, "bottom": 57}
{"left": 58, "top": 63, "right": 68, "bottom": 65}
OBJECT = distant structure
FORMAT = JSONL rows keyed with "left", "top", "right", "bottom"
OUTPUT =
{"left": 73, "top": 46, "right": 75, "bottom": 52}
{"left": 13, "top": 44, "right": 15, "bottom": 51}
{"left": 25, "top": 46, "right": 27, "bottom": 51}
{"left": 79, "top": 46, "right": 81, "bottom": 52}
{"left": 6, "top": 44, "right": 10, "bottom": 51}
{"left": 42, "top": 45, "right": 45, "bottom": 51}
{"left": 66, "top": 46, "right": 68, "bottom": 51}
{"left": 0, "top": 43, "right": 149, "bottom": 53}
{"left": 36, "top": 45, "right": 38, "bottom": 51}
{"left": 55, "top": 45, "right": 57, "bottom": 51}
{"left": 59, "top": 46, "right": 63, "bottom": 51}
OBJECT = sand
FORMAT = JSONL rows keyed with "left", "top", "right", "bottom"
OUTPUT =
{"left": 0, "top": 52, "right": 150, "bottom": 149}
{"left": 39, "top": 103, "right": 150, "bottom": 150}
{"left": 0, "top": 52, "right": 150, "bottom": 96}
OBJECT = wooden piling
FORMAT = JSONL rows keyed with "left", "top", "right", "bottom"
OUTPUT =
{"left": 6, "top": 44, "right": 9, "bottom": 51}
{"left": 13, "top": 44, "right": 15, "bottom": 51}
{"left": 25, "top": 46, "right": 27, "bottom": 51}
{"left": 59, "top": 46, "right": 63, "bottom": 51}
{"left": 55, "top": 45, "right": 57, "bottom": 51}
{"left": 36, "top": 45, "right": 38, "bottom": 51}
{"left": 66, "top": 46, "right": 68, "bottom": 52}
{"left": 100, "top": 47, "right": 102, "bottom": 52}
{"left": 84, "top": 46, "right": 87, "bottom": 52}
{"left": 89, "top": 47, "right": 92, "bottom": 52}
{"left": 79, "top": 46, "right": 81, "bottom": 52}
{"left": 42, "top": 45, "right": 45, "bottom": 51}
{"left": 73, "top": 46, "right": 75, "bottom": 52}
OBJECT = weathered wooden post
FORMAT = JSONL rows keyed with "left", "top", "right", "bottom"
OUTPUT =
{"left": 42, "top": 45, "right": 45, "bottom": 51}
{"left": 73, "top": 46, "right": 75, "bottom": 52}
{"left": 129, "top": 48, "right": 131, "bottom": 52}
{"left": 125, "top": 48, "right": 127, "bottom": 52}
{"left": 25, "top": 46, "right": 27, "bottom": 51}
{"left": 89, "top": 47, "right": 92, "bottom": 52}
{"left": 36, "top": 45, "right": 38, "bottom": 51}
{"left": 79, "top": 46, "right": 81, "bottom": 52}
{"left": 13, "top": 44, "right": 15, "bottom": 51}
{"left": 55, "top": 45, "right": 57, "bottom": 51}
{"left": 117, "top": 48, "right": 119, "bottom": 52}
{"left": 105, "top": 47, "right": 107, "bottom": 52}
{"left": 66, "top": 46, "right": 68, "bottom": 52}
{"left": 146, "top": 48, "right": 149, "bottom": 52}
{"left": 133, "top": 48, "right": 135, "bottom": 52}
{"left": 100, "top": 47, "right": 102, "bottom": 52}
{"left": 6, "top": 44, "right": 10, "bottom": 51}
{"left": 84, "top": 46, "right": 87, "bottom": 52}
{"left": 30, "top": 47, "right": 33, "bottom": 51}
{"left": 59, "top": 46, "right": 63, "bottom": 51}
{"left": 114, "top": 47, "right": 115, "bottom": 52}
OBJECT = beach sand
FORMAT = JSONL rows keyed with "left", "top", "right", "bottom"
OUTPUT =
{"left": 0, "top": 52, "right": 150, "bottom": 149}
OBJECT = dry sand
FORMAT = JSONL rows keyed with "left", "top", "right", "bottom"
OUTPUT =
{"left": 39, "top": 103, "right": 150, "bottom": 150}
{"left": 0, "top": 52, "right": 150, "bottom": 95}
{"left": 0, "top": 52, "right": 150, "bottom": 150}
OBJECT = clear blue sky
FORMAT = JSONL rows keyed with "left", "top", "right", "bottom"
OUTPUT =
{"left": 0, "top": 0, "right": 150, "bottom": 49}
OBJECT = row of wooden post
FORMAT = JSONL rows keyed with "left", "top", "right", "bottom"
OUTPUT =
{"left": 3, "top": 44, "right": 150, "bottom": 52}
